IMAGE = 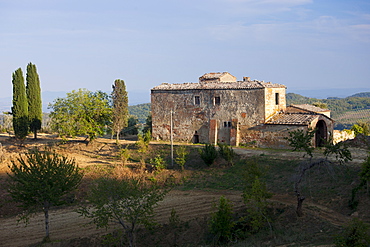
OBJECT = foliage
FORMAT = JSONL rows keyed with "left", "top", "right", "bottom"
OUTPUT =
{"left": 323, "top": 139, "right": 352, "bottom": 165}
{"left": 242, "top": 158, "right": 272, "bottom": 233}
{"left": 175, "top": 145, "right": 189, "bottom": 170}
{"left": 334, "top": 218, "right": 370, "bottom": 247}
{"left": 199, "top": 144, "right": 218, "bottom": 166}
{"left": 313, "top": 102, "right": 328, "bottom": 109}
{"left": 128, "top": 103, "right": 151, "bottom": 124}
{"left": 119, "top": 145, "right": 131, "bottom": 165}
{"left": 351, "top": 121, "right": 370, "bottom": 136}
{"left": 359, "top": 154, "right": 370, "bottom": 194}
{"left": 218, "top": 143, "right": 236, "bottom": 165}
{"left": 112, "top": 79, "right": 129, "bottom": 141}
{"left": 285, "top": 128, "right": 316, "bottom": 157}
{"left": 7, "top": 148, "right": 83, "bottom": 241}
{"left": 142, "top": 113, "right": 152, "bottom": 134}
{"left": 49, "top": 89, "right": 112, "bottom": 142}
{"left": 122, "top": 116, "right": 139, "bottom": 135}
{"left": 209, "top": 196, "right": 235, "bottom": 244}
{"left": 12, "top": 68, "right": 29, "bottom": 140}
{"left": 150, "top": 155, "right": 167, "bottom": 172}
{"left": 26, "top": 62, "right": 42, "bottom": 139}
{"left": 136, "top": 130, "right": 151, "bottom": 152}
{"left": 350, "top": 154, "right": 370, "bottom": 209}
{"left": 78, "top": 176, "right": 168, "bottom": 247}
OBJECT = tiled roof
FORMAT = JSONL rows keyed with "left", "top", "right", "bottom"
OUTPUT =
{"left": 290, "top": 104, "right": 330, "bottom": 113}
{"left": 266, "top": 112, "right": 319, "bottom": 125}
{"left": 199, "top": 72, "right": 226, "bottom": 79}
{"left": 152, "top": 80, "right": 286, "bottom": 91}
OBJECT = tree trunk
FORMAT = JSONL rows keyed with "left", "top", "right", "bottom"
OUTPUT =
{"left": 296, "top": 194, "right": 305, "bottom": 217}
{"left": 33, "top": 128, "right": 37, "bottom": 140}
{"left": 43, "top": 202, "right": 50, "bottom": 242}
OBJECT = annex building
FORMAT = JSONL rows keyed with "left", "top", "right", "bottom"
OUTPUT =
{"left": 151, "top": 72, "right": 334, "bottom": 148}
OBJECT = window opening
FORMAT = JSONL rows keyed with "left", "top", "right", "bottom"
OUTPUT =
{"left": 275, "top": 93, "right": 279, "bottom": 105}
{"left": 214, "top": 96, "right": 220, "bottom": 105}
{"left": 194, "top": 96, "right": 200, "bottom": 105}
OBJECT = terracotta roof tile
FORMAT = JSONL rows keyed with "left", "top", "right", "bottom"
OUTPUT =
{"left": 266, "top": 112, "right": 318, "bottom": 125}
{"left": 152, "top": 80, "right": 286, "bottom": 91}
{"left": 289, "top": 104, "right": 330, "bottom": 113}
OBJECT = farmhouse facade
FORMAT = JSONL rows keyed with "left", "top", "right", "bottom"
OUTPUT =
{"left": 151, "top": 72, "right": 334, "bottom": 148}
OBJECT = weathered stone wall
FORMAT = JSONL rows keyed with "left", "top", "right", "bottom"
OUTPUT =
{"left": 264, "top": 87, "right": 286, "bottom": 120}
{"left": 333, "top": 129, "right": 355, "bottom": 144}
{"left": 151, "top": 88, "right": 267, "bottom": 144}
{"left": 240, "top": 124, "right": 306, "bottom": 149}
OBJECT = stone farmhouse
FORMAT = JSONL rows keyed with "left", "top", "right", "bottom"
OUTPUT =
{"left": 151, "top": 72, "right": 334, "bottom": 148}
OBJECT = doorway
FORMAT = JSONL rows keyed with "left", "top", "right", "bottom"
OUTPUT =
{"left": 315, "top": 120, "right": 327, "bottom": 147}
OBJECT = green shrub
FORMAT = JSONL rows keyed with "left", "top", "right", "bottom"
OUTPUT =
{"left": 119, "top": 145, "right": 131, "bottom": 165}
{"left": 218, "top": 143, "right": 236, "bottom": 165}
{"left": 150, "top": 155, "right": 167, "bottom": 172}
{"left": 199, "top": 144, "right": 218, "bottom": 166}
{"left": 334, "top": 218, "right": 370, "bottom": 247}
{"left": 175, "top": 145, "right": 189, "bottom": 170}
{"left": 209, "top": 196, "right": 235, "bottom": 244}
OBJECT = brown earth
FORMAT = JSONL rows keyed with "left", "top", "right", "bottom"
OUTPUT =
{"left": 0, "top": 134, "right": 368, "bottom": 247}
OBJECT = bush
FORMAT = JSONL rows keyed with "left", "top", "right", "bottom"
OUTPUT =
{"left": 334, "top": 218, "right": 370, "bottom": 247}
{"left": 199, "top": 144, "right": 218, "bottom": 166}
{"left": 119, "top": 145, "right": 131, "bottom": 165}
{"left": 218, "top": 143, "right": 236, "bottom": 165}
{"left": 209, "top": 196, "right": 235, "bottom": 244}
{"left": 175, "top": 145, "right": 189, "bottom": 170}
{"left": 150, "top": 155, "right": 167, "bottom": 172}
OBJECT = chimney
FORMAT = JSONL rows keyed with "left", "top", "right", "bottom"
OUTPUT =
{"left": 243, "top": 77, "right": 251, "bottom": 82}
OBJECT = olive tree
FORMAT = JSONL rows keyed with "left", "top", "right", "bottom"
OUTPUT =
{"left": 78, "top": 176, "right": 168, "bottom": 247}
{"left": 7, "top": 148, "right": 83, "bottom": 242}
{"left": 49, "top": 89, "right": 112, "bottom": 142}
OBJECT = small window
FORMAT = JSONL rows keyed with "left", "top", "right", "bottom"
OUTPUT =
{"left": 194, "top": 96, "right": 200, "bottom": 105}
{"left": 228, "top": 121, "right": 232, "bottom": 128}
{"left": 275, "top": 93, "right": 279, "bottom": 105}
{"left": 214, "top": 96, "right": 220, "bottom": 105}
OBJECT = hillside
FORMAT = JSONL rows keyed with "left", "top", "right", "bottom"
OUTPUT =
{"left": 128, "top": 103, "right": 151, "bottom": 123}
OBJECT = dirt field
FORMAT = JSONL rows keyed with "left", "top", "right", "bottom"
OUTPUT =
{"left": 0, "top": 133, "right": 368, "bottom": 246}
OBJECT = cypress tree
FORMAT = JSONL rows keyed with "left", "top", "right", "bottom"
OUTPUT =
{"left": 12, "top": 68, "right": 28, "bottom": 140}
{"left": 26, "top": 62, "right": 42, "bottom": 139}
{"left": 112, "top": 79, "right": 129, "bottom": 141}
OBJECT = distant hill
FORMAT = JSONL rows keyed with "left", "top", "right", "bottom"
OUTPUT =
{"left": 128, "top": 103, "right": 151, "bottom": 123}
{"left": 348, "top": 92, "right": 370, "bottom": 98}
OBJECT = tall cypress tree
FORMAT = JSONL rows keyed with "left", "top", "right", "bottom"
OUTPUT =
{"left": 12, "top": 68, "right": 28, "bottom": 140}
{"left": 26, "top": 62, "right": 42, "bottom": 139}
{"left": 112, "top": 79, "right": 129, "bottom": 141}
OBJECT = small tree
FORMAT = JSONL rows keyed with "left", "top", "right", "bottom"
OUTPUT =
{"left": 334, "top": 218, "right": 370, "bottom": 247}
{"left": 242, "top": 158, "right": 272, "bottom": 233}
{"left": 175, "top": 145, "right": 189, "bottom": 170}
{"left": 287, "top": 129, "right": 352, "bottom": 216}
{"left": 7, "top": 148, "right": 83, "bottom": 242}
{"left": 199, "top": 144, "right": 218, "bottom": 166}
{"left": 209, "top": 196, "right": 235, "bottom": 244}
{"left": 78, "top": 176, "right": 168, "bottom": 247}
{"left": 49, "top": 89, "right": 112, "bottom": 143}
{"left": 285, "top": 128, "right": 316, "bottom": 158}
{"left": 136, "top": 130, "right": 151, "bottom": 153}
{"left": 218, "top": 143, "right": 236, "bottom": 166}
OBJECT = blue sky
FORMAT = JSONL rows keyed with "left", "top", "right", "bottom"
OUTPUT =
{"left": 1, "top": 0, "right": 369, "bottom": 103}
